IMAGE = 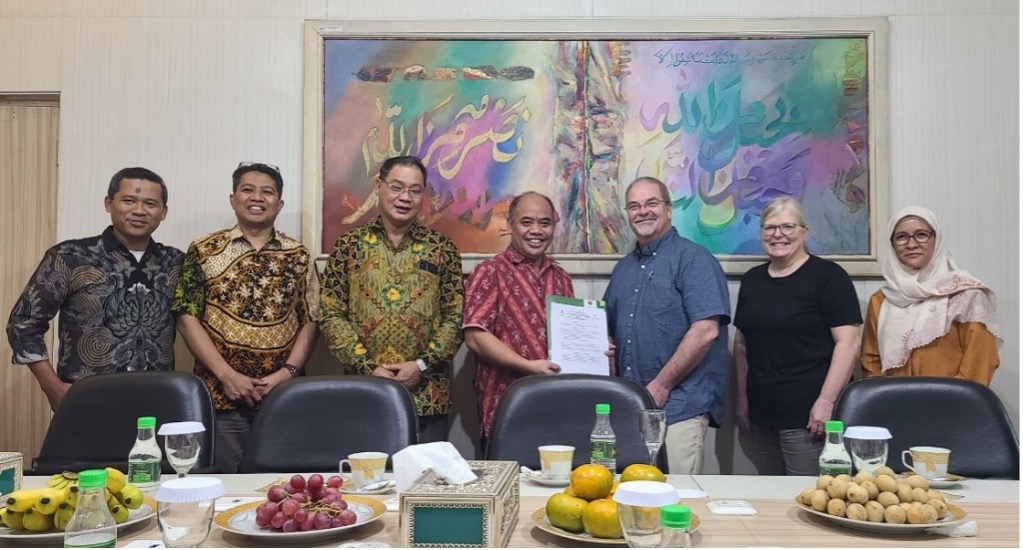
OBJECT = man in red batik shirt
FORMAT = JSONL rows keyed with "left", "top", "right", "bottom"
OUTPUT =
{"left": 463, "top": 192, "right": 575, "bottom": 449}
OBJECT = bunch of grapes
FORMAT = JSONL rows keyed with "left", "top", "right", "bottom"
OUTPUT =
{"left": 253, "top": 473, "right": 357, "bottom": 532}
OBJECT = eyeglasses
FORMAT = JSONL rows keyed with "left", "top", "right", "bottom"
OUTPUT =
{"left": 384, "top": 181, "right": 426, "bottom": 197}
{"left": 625, "top": 199, "right": 669, "bottom": 213}
{"left": 761, "top": 223, "right": 805, "bottom": 236}
{"left": 237, "top": 161, "right": 280, "bottom": 174}
{"left": 891, "top": 230, "right": 934, "bottom": 246}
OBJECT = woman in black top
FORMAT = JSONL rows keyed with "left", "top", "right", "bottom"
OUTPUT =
{"left": 733, "top": 197, "right": 862, "bottom": 475}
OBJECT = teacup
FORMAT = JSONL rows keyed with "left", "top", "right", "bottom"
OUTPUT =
{"left": 538, "top": 445, "right": 574, "bottom": 481}
{"left": 340, "top": 451, "right": 388, "bottom": 489}
{"left": 901, "top": 446, "right": 951, "bottom": 479}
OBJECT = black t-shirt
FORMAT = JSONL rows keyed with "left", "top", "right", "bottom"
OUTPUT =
{"left": 734, "top": 255, "right": 862, "bottom": 429}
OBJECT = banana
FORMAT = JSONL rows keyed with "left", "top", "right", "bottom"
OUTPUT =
{"left": 104, "top": 467, "right": 127, "bottom": 494}
{"left": 0, "top": 507, "right": 24, "bottom": 530}
{"left": 48, "top": 473, "right": 68, "bottom": 489}
{"left": 115, "top": 483, "right": 145, "bottom": 510}
{"left": 5, "top": 488, "right": 46, "bottom": 513}
{"left": 109, "top": 504, "right": 129, "bottom": 524}
{"left": 32, "top": 488, "right": 62, "bottom": 515}
{"left": 53, "top": 503, "right": 74, "bottom": 531}
{"left": 20, "top": 508, "right": 54, "bottom": 532}
{"left": 62, "top": 484, "right": 80, "bottom": 508}
{"left": 105, "top": 489, "right": 120, "bottom": 511}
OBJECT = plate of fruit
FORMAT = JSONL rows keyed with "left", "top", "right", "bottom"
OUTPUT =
{"left": 793, "top": 467, "right": 967, "bottom": 534}
{"left": 214, "top": 473, "right": 386, "bottom": 542}
{"left": 0, "top": 468, "right": 155, "bottom": 542}
{"left": 532, "top": 464, "right": 699, "bottom": 546}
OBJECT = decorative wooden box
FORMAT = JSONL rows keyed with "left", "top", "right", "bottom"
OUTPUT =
{"left": 0, "top": 452, "right": 23, "bottom": 499}
{"left": 399, "top": 460, "right": 519, "bottom": 548}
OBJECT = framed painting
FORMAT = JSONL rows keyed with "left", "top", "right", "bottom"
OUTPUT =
{"left": 303, "top": 18, "right": 889, "bottom": 275}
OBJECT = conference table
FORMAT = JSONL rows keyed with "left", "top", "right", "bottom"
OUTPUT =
{"left": 6, "top": 473, "right": 1019, "bottom": 547}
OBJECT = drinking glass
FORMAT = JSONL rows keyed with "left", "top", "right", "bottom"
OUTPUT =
{"left": 844, "top": 426, "right": 892, "bottom": 473}
{"left": 159, "top": 421, "right": 205, "bottom": 477}
{"left": 639, "top": 410, "right": 667, "bottom": 467}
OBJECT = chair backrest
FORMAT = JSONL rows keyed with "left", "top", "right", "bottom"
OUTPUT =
{"left": 238, "top": 375, "right": 419, "bottom": 473}
{"left": 485, "top": 374, "right": 668, "bottom": 473}
{"left": 834, "top": 376, "right": 1019, "bottom": 479}
{"left": 34, "top": 371, "right": 216, "bottom": 475}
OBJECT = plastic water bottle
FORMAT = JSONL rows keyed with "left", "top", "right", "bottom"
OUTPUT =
{"left": 128, "top": 416, "right": 162, "bottom": 487}
{"left": 657, "top": 504, "right": 692, "bottom": 548}
{"left": 818, "top": 419, "right": 853, "bottom": 476}
{"left": 590, "top": 403, "right": 616, "bottom": 473}
{"left": 64, "top": 469, "right": 117, "bottom": 548}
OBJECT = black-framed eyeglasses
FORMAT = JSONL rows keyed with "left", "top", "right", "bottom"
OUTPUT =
{"left": 624, "top": 199, "right": 668, "bottom": 213}
{"left": 761, "top": 223, "right": 805, "bottom": 236}
{"left": 237, "top": 161, "right": 280, "bottom": 174}
{"left": 383, "top": 180, "right": 426, "bottom": 197}
{"left": 891, "top": 230, "right": 934, "bottom": 246}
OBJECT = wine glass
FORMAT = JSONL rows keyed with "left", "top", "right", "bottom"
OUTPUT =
{"left": 158, "top": 421, "right": 205, "bottom": 477}
{"left": 639, "top": 409, "right": 667, "bottom": 467}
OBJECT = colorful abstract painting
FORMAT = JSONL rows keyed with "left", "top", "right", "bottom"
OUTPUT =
{"left": 322, "top": 37, "right": 871, "bottom": 258}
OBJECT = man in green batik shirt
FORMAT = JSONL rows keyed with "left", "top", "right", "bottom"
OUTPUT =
{"left": 320, "top": 155, "right": 463, "bottom": 443}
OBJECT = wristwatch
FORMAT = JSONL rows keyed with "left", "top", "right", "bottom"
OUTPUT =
{"left": 415, "top": 358, "right": 428, "bottom": 373}
{"left": 284, "top": 363, "right": 303, "bottom": 378}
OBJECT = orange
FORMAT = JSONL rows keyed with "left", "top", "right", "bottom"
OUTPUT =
{"left": 582, "top": 498, "right": 622, "bottom": 539}
{"left": 545, "top": 493, "right": 588, "bottom": 533}
{"left": 620, "top": 464, "right": 666, "bottom": 483}
{"left": 570, "top": 464, "right": 614, "bottom": 501}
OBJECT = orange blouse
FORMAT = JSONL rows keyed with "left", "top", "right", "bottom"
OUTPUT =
{"left": 860, "top": 291, "right": 999, "bottom": 385}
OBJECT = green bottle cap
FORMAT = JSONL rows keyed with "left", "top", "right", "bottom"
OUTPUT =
{"left": 137, "top": 416, "right": 156, "bottom": 428}
{"left": 595, "top": 403, "right": 610, "bottom": 414}
{"left": 77, "top": 469, "right": 107, "bottom": 490}
{"left": 824, "top": 420, "right": 844, "bottom": 433}
{"left": 661, "top": 504, "right": 691, "bottom": 529}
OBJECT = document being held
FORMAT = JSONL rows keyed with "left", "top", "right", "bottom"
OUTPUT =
{"left": 546, "top": 296, "right": 610, "bottom": 376}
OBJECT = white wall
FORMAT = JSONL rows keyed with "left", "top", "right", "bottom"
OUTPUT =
{"left": 1, "top": 0, "right": 1017, "bottom": 473}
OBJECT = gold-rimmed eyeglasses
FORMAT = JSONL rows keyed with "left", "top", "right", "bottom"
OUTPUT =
{"left": 383, "top": 181, "right": 426, "bottom": 198}
{"left": 625, "top": 199, "right": 668, "bottom": 213}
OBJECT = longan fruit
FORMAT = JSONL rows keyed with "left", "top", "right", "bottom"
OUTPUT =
{"left": 816, "top": 475, "right": 834, "bottom": 490}
{"left": 846, "top": 483, "right": 869, "bottom": 504}
{"left": 864, "top": 500, "right": 886, "bottom": 522}
{"left": 876, "top": 491, "right": 899, "bottom": 508}
{"left": 906, "top": 474, "right": 930, "bottom": 490}
{"left": 796, "top": 488, "right": 815, "bottom": 506}
{"left": 874, "top": 474, "right": 898, "bottom": 493}
{"left": 845, "top": 502, "right": 867, "bottom": 521}
{"left": 875, "top": 466, "right": 896, "bottom": 478}
{"left": 853, "top": 470, "right": 875, "bottom": 484}
{"left": 827, "top": 498, "right": 847, "bottom": 517}
{"left": 906, "top": 503, "right": 938, "bottom": 524}
{"left": 860, "top": 480, "right": 879, "bottom": 500}
{"left": 834, "top": 474, "right": 853, "bottom": 483}
{"left": 926, "top": 489, "right": 945, "bottom": 503}
{"left": 884, "top": 504, "right": 907, "bottom": 524}
{"left": 911, "top": 487, "right": 930, "bottom": 504}
{"left": 810, "top": 489, "right": 829, "bottom": 511}
{"left": 929, "top": 499, "right": 948, "bottom": 519}
{"left": 827, "top": 479, "right": 850, "bottom": 499}
{"left": 895, "top": 484, "right": 914, "bottom": 503}
{"left": 898, "top": 502, "right": 913, "bottom": 511}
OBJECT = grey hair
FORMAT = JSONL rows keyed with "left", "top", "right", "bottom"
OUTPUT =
{"left": 761, "top": 196, "right": 808, "bottom": 228}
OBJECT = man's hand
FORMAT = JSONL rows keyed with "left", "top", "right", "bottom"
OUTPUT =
{"left": 605, "top": 341, "right": 616, "bottom": 375}
{"left": 257, "top": 368, "right": 292, "bottom": 397}
{"left": 806, "top": 397, "right": 835, "bottom": 441}
{"left": 382, "top": 361, "right": 422, "bottom": 390}
{"left": 735, "top": 395, "right": 751, "bottom": 432}
{"left": 525, "top": 359, "right": 561, "bottom": 375}
{"left": 219, "top": 369, "right": 265, "bottom": 407}
{"left": 646, "top": 380, "right": 670, "bottom": 408}
{"left": 28, "top": 360, "right": 71, "bottom": 412}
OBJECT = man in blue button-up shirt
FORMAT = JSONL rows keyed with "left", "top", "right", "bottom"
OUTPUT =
{"left": 604, "top": 177, "right": 731, "bottom": 474}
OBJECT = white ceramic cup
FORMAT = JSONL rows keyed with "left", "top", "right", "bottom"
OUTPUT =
{"left": 340, "top": 451, "right": 388, "bottom": 489}
{"left": 901, "top": 446, "right": 951, "bottom": 479}
{"left": 538, "top": 445, "right": 574, "bottom": 481}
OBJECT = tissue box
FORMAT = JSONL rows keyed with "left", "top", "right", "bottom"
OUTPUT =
{"left": 0, "top": 452, "right": 23, "bottom": 499}
{"left": 400, "top": 460, "right": 519, "bottom": 548}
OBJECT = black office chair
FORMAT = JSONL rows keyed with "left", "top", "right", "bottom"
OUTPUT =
{"left": 238, "top": 375, "right": 419, "bottom": 473}
{"left": 834, "top": 376, "right": 1019, "bottom": 479}
{"left": 485, "top": 374, "right": 668, "bottom": 473}
{"left": 34, "top": 371, "right": 216, "bottom": 475}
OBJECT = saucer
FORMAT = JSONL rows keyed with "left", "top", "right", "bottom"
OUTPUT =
{"left": 523, "top": 471, "right": 570, "bottom": 487}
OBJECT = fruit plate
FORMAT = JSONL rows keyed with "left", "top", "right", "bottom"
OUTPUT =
{"left": 0, "top": 496, "right": 156, "bottom": 543}
{"left": 530, "top": 507, "right": 701, "bottom": 546}
{"left": 797, "top": 503, "right": 966, "bottom": 534}
{"left": 340, "top": 478, "right": 395, "bottom": 495}
{"left": 214, "top": 495, "right": 386, "bottom": 543}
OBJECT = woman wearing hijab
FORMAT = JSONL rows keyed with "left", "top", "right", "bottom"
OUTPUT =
{"left": 733, "top": 197, "right": 862, "bottom": 475}
{"left": 860, "top": 206, "right": 1000, "bottom": 384}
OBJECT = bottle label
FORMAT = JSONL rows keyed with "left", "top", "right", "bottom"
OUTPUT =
{"left": 590, "top": 440, "right": 617, "bottom": 460}
{"left": 819, "top": 465, "right": 852, "bottom": 476}
{"left": 128, "top": 461, "right": 161, "bottom": 484}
